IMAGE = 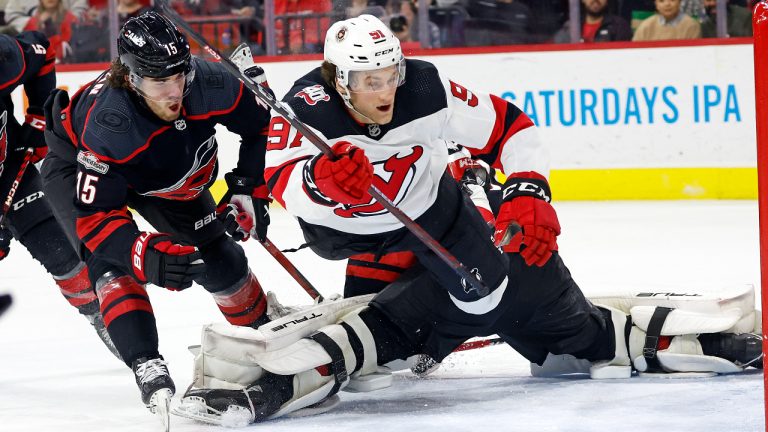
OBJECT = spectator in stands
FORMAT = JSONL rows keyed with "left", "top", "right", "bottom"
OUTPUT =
{"left": 632, "top": 0, "right": 700, "bottom": 41}
{"left": 4, "top": 0, "right": 84, "bottom": 31}
{"left": 274, "top": 0, "right": 332, "bottom": 54}
{"left": 23, "top": 0, "right": 76, "bottom": 61}
{"left": 518, "top": 0, "right": 567, "bottom": 41}
{"left": 389, "top": 0, "right": 440, "bottom": 47}
{"left": 389, "top": 13, "right": 419, "bottom": 50}
{"left": 554, "top": 0, "right": 631, "bottom": 43}
{"left": 700, "top": 0, "right": 752, "bottom": 37}
{"left": 69, "top": 0, "right": 151, "bottom": 62}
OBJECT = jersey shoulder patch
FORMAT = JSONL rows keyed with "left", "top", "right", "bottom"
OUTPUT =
{"left": 283, "top": 68, "right": 354, "bottom": 140}
{"left": 183, "top": 59, "right": 242, "bottom": 118}
{"left": 77, "top": 85, "right": 165, "bottom": 164}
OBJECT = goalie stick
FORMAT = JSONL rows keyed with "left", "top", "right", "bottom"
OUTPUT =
{"left": 156, "top": 2, "right": 489, "bottom": 297}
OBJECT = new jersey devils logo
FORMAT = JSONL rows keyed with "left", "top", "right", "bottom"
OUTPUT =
{"left": 295, "top": 85, "right": 330, "bottom": 106}
{"left": 335, "top": 146, "right": 424, "bottom": 218}
{"left": 0, "top": 111, "right": 7, "bottom": 177}
{"left": 142, "top": 135, "right": 218, "bottom": 201}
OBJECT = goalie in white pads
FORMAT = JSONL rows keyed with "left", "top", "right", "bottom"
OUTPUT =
{"left": 174, "top": 286, "right": 761, "bottom": 425}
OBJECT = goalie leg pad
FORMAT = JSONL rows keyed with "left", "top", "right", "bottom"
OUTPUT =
{"left": 190, "top": 294, "right": 374, "bottom": 389}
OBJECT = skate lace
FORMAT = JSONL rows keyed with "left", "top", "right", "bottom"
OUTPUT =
{"left": 136, "top": 359, "right": 169, "bottom": 385}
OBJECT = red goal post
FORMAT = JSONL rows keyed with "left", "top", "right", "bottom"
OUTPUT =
{"left": 754, "top": 1, "right": 768, "bottom": 428}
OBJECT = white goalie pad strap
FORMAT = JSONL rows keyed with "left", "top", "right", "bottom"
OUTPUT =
{"left": 589, "top": 284, "right": 755, "bottom": 333}
{"left": 340, "top": 307, "right": 378, "bottom": 377}
{"left": 257, "top": 324, "right": 356, "bottom": 376}
{"left": 629, "top": 306, "right": 744, "bottom": 335}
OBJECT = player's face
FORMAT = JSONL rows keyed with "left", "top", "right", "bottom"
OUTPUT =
{"left": 133, "top": 73, "right": 186, "bottom": 121}
{"left": 343, "top": 65, "right": 402, "bottom": 124}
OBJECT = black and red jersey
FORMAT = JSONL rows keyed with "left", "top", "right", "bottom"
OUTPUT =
{"left": 63, "top": 58, "right": 270, "bottom": 264}
{"left": 0, "top": 31, "right": 55, "bottom": 176}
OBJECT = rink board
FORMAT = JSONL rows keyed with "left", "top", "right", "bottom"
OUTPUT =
{"left": 32, "top": 40, "right": 756, "bottom": 200}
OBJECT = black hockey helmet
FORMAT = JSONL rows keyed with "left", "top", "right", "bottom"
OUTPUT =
{"left": 117, "top": 11, "right": 191, "bottom": 79}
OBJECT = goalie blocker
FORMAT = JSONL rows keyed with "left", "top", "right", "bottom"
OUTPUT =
{"left": 174, "top": 286, "right": 762, "bottom": 425}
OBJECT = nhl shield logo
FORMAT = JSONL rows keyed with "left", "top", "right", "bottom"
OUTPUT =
{"left": 174, "top": 119, "right": 187, "bottom": 130}
{"left": 367, "top": 124, "right": 381, "bottom": 137}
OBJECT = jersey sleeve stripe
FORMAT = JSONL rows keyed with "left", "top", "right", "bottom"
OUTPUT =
{"left": 101, "top": 293, "right": 153, "bottom": 327}
{"left": 472, "top": 94, "right": 535, "bottom": 169}
{"left": 0, "top": 39, "right": 25, "bottom": 91}
{"left": 76, "top": 209, "right": 133, "bottom": 251}
{"left": 265, "top": 155, "right": 311, "bottom": 208}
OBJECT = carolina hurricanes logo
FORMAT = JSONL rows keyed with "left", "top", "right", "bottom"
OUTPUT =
{"left": 335, "top": 146, "right": 424, "bottom": 218}
{"left": 295, "top": 85, "right": 330, "bottom": 106}
{"left": 142, "top": 135, "right": 218, "bottom": 201}
{"left": 0, "top": 111, "right": 7, "bottom": 177}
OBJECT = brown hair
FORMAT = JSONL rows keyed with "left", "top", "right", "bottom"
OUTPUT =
{"left": 107, "top": 58, "right": 132, "bottom": 89}
{"left": 320, "top": 61, "right": 337, "bottom": 89}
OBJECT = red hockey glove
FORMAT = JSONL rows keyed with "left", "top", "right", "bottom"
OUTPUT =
{"left": 17, "top": 110, "right": 48, "bottom": 163}
{"left": 130, "top": 233, "right": 205, "bottom": 290}
{"left": 446, "top": 143, "right": 495, "bottom": 227}
{"left": 0, "top": 226, "right": 11, "bottom": 261}
{"left": 494, "top": 172, "right": 560, "bottom": 267}
{"left": 217, "top": 172, "right": 271, "bottom": 242}
{"left": 303, "top": 141, "right": 373, "bottom": 205}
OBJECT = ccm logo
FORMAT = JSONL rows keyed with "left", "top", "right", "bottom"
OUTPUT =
{"left": 12, "top": 191, "right": 44, "bottom": 211}
{"left": 375, "top": 48, "right": 394, "bottom": 56}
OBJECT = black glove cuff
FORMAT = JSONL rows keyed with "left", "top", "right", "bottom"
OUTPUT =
{"left": 224, "top": 172, "right": 258, "bottom": 195}
{"left": 501, "top": 176, "right": 552, "bottom": 203}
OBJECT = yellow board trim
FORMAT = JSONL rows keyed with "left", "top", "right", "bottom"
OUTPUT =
{"left": 210, "top": 167, "right": 758, "bottom": 203}
{"left": 549, "top": 167, "right": 758, "bottom": 200}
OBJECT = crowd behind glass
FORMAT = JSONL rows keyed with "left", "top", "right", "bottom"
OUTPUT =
{"left": 0, "top": 0, "right": 755, "bottom": 63}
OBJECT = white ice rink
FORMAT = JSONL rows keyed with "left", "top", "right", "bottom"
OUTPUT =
{"left": 0, "top": 201, "right": 764, "bottom": 432}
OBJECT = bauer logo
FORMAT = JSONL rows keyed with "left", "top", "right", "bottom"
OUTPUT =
{"left": 270, "top": 312, "right": 323, "bottom": 332}
{"left": 636, "top": 292, "right": 702, "bottom": 297}
{"left": 77, "top": 151, "right": 109, "bottom": 174}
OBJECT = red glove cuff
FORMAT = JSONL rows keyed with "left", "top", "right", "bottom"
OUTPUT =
{"left": 24, "top": 113, "right": 46, "bottom": 131}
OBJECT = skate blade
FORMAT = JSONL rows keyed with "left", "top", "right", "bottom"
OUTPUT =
{"left": 172, "top": 396, "right": 253, "bottom": 428}
{"left": 149, "top": 388, "right": 173, "bottom": 432}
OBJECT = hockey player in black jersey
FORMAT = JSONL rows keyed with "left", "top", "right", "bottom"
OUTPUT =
{"left": 0, "top": 30, "right": 120, "bottom": 357}
{"left": 173, "top": 15, "right": 762, "bottom": 425}
{"left": 40, "top": 11, "right": 279, "bottom": 429}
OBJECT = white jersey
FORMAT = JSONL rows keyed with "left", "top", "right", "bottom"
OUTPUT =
{"left": 265, "top": 59, "right": 548, "bottom": 235}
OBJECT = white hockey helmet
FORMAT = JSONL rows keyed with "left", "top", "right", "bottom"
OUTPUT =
{"left": 324, "top": 14, "right": 405, "bottom": 94}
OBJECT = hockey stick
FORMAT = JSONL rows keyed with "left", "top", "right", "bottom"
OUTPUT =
{"left": 259, "top": 236, "right": 325, "bottom": 302}
{"left": 454, "top": 336, "right": 504, "bottom": 352}
{"left": 157, "top": 2, "right": 489, "bottom": 297}
{"left": 0, "top": 147, "right": 35, "bottom": 227}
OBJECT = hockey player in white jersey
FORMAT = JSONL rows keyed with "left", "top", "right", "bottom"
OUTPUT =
{"left": 172, "top": 15, "right": 763, "bottom": 425}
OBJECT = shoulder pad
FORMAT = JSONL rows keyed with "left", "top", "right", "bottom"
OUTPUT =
{"left": 80, "top": 87, "right": 166, "bottom": 163}
{"left": 0, "top": 35, "right": 24, "bottom": 92}
{"left": 183, "top": 59, "right": 242, "bottom": 117}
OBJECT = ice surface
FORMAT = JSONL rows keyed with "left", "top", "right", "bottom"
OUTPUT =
{"left": 0, "top": 201, "right": 763, "bottom": 432}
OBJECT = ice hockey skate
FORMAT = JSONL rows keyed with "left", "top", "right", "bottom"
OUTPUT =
{"left": 132, "top": 356, "right": 175, "bottom": 432}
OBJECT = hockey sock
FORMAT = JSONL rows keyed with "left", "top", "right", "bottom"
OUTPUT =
{"left": 53, "top": 262, "right": 98, "bottom": 315}
{"left": 211, "top": 271, "right": 268, "bottom": 328}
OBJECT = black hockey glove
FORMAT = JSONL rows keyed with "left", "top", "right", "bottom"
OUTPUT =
{"left": 0, "top": 226, "right": 11, "bottom": 261}
{"left": 130, "top": 233, "right": 205, "bottom": 290}
{"left": 217, "top": 172, "right": 271, "bottom": 242}
{"left": 16, "top": 108, "right": 48, "bottom": 163}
